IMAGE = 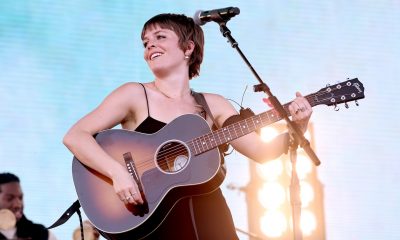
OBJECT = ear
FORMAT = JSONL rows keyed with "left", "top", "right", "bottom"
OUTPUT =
{"left": 184, "top": 40, "right": 195, "bottom": 56}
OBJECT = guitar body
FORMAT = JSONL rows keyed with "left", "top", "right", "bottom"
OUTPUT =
{"left": 72, "top": 114, "right": 224, "bottom": 239}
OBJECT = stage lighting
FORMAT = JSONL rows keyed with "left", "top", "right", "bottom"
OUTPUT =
{"left": 246, "top": 123, "right": 326, "bottom": 239}
{"left": 258, "top": 182, "right": 286, "bottom": 209}
{"left": 260, "top": 210, "right": 287, "bottom": 238}
{"left": 256, "top": 159, "right": 284, "bottom": 181}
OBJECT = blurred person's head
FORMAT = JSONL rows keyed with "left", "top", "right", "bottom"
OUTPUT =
{"left": 0, "top": 172, "right": 23, "bottom": 221}
{"left": 72, "top": 220, "right": 100, "bottom": 240}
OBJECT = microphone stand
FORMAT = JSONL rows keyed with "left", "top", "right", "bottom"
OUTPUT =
{"left": 216, "top": 21, "right": 321, "bottom": 240}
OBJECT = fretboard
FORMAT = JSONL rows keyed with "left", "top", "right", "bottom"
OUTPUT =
{"left": 188, "top": 94, "right": 317, "bottom": 155}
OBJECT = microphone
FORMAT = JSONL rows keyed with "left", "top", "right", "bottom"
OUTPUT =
{"left": 0, "top": 209, "right": 16, "bottom": 230}
{"left": 193, "top": 7, "right": 240, "bottom": 25}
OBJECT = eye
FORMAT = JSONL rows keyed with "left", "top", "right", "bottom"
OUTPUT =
{"left": 6, "top": 196, "right": 14, "bottom": 202}
{"left": 156, "top": 34, "right": 166, "bottom": 40}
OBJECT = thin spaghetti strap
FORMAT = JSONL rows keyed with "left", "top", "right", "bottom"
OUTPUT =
{"left": 139, "top": 83, "right": 150, "bottom": 117}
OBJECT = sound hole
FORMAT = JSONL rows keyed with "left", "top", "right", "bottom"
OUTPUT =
{"left": 156, "top": 140, "right": 189, "bottom": 173}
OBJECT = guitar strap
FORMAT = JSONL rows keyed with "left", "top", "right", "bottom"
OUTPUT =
{"left": 47, "top": 200, "right": 81, "bottom": 230}
{"left": 191, "top": 90, "right": 229, "bottom": 158}
{"left": 191, "top": 90, "right": 218, "bottom": 128}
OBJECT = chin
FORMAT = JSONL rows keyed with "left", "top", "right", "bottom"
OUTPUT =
{"left": 151, "top": 68, "right": 169, "bottom": 77}
{"left": 14, "top": 211, "right": 23, "bottom": 221}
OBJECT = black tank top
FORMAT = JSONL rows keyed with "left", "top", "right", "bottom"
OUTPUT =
{"left": 134, "top": 84, "right": 166, "bottom": 133}
{"left": 134, "top": 83, "right": 239, "bottom": 240}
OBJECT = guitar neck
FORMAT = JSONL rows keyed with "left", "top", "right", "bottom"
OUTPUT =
{"left": 189, "top": 94, "right": 318, "bottom": 155}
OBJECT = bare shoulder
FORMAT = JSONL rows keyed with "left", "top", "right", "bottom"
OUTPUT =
{"left": 201, "top": 92, "right": 238, "bottom": 125}
{"left": 201, "top": 92, "right": 229, "bottom": 105}
{"left": 100, "top": 82, "right": 148, "bottom": 125}
{"left": 112, "top": 82, "right": 144, "bottom": 96}
{"left": 202, "top": 92, "right": 236, "bottom": 110}
{"left": 103, "top": 82, "right": 147, "bottom": 105}
{"left": 120, "top": 82, "right": 148, "bottom": 108}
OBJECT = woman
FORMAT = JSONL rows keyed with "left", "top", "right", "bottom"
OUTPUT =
{"left": 63, "top": 13, "right": 312, "bottom": 239}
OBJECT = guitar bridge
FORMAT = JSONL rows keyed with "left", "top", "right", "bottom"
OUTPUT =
{"left": 123, "top": 152, "right": 144, "bottom": 193}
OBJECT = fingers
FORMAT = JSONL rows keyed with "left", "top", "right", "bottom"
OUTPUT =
{"left": 262, "top": 98, "right": 273, "bottom": 108}
{"left": 287, "top": 92, "right": 312, "bottom": 134}
{"left": 262, "top": 92, "right": 312, "bottom": 134}
{"left": 297, "top": 92, "right": 312, "bottom": 109}
{"left": 120, "top": 192, "right": 140, "bottom": 205}
{"left": 128, "top": 187, "right": 144, "bottom": 204}
{"left": 119, "top": 187, "right": 144, "bottom": 205}
{"left": 290, "top": 92, "right": 312, "bottom": 118}
{"left": 114, "top": 174, "right": 144, "bottom": 205}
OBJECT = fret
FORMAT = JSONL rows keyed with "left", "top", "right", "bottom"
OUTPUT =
{"left": 255, "top": 114, "right": 264, "bottom": 126}
{"left": 231, "top": 123, "right": 240, "bottom": 139}
{"left": 188, "top": 140, "right": 196, "bottom": 155}
{"left": 206, "top": 133, "right": 216, "bottom": 149}
{"left": 213, "top": 129, "right": 222, "bottom": 147}
{"left": 227, "top": 127, "right": 234, "bottom": 142}
{"left": 216, "top": 129, "right": 224, "bottom": 145}
{"left": 249, "top": 116, "right": 257, "bottom": 132}
{"left": 238, "top": 121, "right": 245, "bottom": 136}
{"left": 208, "top": 134, "right": 217, "bottom": 149}
{"left": 188, "top": 141, "right": 196, "bottom": 155}
{"left": 193, "top": 136, "right": 202, "bottom": 155}
{"left": 242, "top": 120, "right": 250, "bottom": 134}
{"left": 222, "top": 127, "right": 231, "bottom": 143}
{"left": 199, "top": 135, "right": 208, "bottom": 152}
{"left": 203, "top": 135, "right": 209, "bottom": 147}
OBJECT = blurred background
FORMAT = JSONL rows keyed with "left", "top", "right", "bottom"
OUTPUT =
{"left": 1, "top": 0, "right": 399, "bottom": 239}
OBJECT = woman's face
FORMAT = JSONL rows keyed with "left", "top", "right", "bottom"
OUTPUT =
{"left": 142, "top": 25, "right": 187, "bottom": 77}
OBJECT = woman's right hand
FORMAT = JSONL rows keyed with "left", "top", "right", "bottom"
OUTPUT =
{"left": 111, "top": 165, "right": 144, "bottom": 205}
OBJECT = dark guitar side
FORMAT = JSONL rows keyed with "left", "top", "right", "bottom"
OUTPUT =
{"left": 72, "top": 114, "right": 225, "bottom": 239}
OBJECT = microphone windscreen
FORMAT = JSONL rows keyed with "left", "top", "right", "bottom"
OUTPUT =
{"left": 193, "top": 10, "right": 205, "bottom": 26}
{"left": 0, "top": 209, "right": 16, "bottom": 230}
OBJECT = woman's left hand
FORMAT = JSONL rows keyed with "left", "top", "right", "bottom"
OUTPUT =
{"left": 288, "top": 92, "right": 312, "bottom": 134}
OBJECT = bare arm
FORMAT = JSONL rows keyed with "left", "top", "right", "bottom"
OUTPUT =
{"left": 63, "top": 83, "right": 144, "bottom": 204}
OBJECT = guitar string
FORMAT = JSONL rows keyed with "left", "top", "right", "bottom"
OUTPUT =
{"left": 133, "top": 89, "right": 333, "bottom": 170}
{"left": 132, "top": 83, "right": 359, "bottom": 170}
{"left": 134, "top": 91, "right": 330, "bottom": 170}
{"left": 133, "top": 94, "right": 312, "bottom": 170}
{"left": 133, "top": 106, "right": 282, "bottom": 170}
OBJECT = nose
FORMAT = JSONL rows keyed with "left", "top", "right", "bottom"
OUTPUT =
{"left": 146, "top": 39, "right": 156, "bottom": 50}
{"left": 147, "top": 44, "right": 155, "bottom": 51}
{"left": 12, "top": 198, "right": 23, "bottom": 209}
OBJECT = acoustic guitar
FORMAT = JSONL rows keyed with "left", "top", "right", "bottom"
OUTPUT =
{"left": 72, "top": 78, "right": 364, "bottom": 239}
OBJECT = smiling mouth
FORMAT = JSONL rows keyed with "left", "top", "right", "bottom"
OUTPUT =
{"left": 11, "top": 209, "right": 22, "bottom": 220}
{"left": 150, "top": 52, "right": 163, "bottom": 60}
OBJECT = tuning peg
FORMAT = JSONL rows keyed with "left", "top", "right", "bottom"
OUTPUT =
{"left": 355, "top": 100, "right": 359, "bottom": 106}
{"left": 334, "top": 104, "right": 340, "bottom": 111}
{"left": 345, "top": 102, "right": 349, "bottom": 109}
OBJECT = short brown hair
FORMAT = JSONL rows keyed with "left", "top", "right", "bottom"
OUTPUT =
{"left": 141, "top": 13, "right": 204, "bottom": 79}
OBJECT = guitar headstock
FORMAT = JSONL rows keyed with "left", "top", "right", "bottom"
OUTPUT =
{"left": 313, "top": 78, "right": 365, "bottom": 107}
